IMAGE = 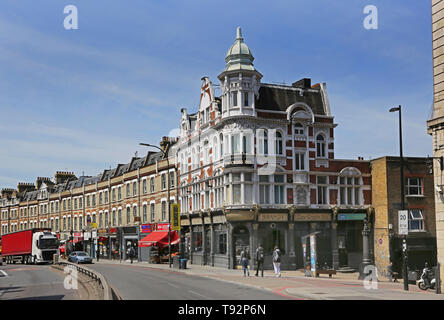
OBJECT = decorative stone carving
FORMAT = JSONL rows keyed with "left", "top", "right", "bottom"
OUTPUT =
{"left": 295, "top": 186, "right": 307, "bottom": 205}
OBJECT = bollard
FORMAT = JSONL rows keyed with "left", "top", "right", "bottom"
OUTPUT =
{"left": 436, "top": 263, "right": 441, "bottom": 294}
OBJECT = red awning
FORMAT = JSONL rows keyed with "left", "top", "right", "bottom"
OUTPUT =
{"left": 138, "top": 230, "right": 179, "bottom": 248}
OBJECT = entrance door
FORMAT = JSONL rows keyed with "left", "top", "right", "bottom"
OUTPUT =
{"left": 232, "top": 226, "right": 250, "bottom": 269}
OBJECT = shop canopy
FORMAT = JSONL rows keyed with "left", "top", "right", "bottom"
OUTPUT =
{"left": 138, "top": 230, "right": 180, "bottom": 248}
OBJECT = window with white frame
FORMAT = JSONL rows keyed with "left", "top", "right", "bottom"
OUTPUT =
{"left": 294, "top": 123, "right": 304, "bottom": 135}
{"left": 406, "top": 178, "right": 423, "bottom": 196}
{"left": 150, "top": 203, "right": 155, "bottom": 221}
{"left": 259, "top": 175, "right": 271, "bottom": 204}
{"left": 408, "top": 209, "right": 424, "bottom": 231}
{"left": 258, "top": 129, "right": 268, "bottom": 155}
{"left": 126, "top": 183, "right": 131, "bottom": 197}
{"left": 274, "top": 174, "right": 285, "bottom": 204}
{"left": 295, "top": 152, "right": 305, "bottom": 171}
{"left": 231, "top": 134, "right": 240, "bottom": 154}
{"left": 162, "top": 173, "right": 166, "bottom": 190}
{"left": 143, "top": 179, "right": 147, "bottom": 194}
{"left": 275, "top": 132, "right": 283, "bottom": 155}
{"left": 126, "top": 207, "right": 130, "bottom": 224}
{"left": 150, "top": 177, "right": 155, "bottom": 193}
{"left": 242, "top": 133, "right": 252, "bottom": 154}
{"left": 143, "top": 204, "right": 147, "bottom": 223}
{"left": 161, "top": 201, "right": 166, "bottom": 221}
{"left": 316, "top": 134, "right": 326, "bottom": 158}
{"left": 317, "top": 176, "right": 328, "bottom": 205}
{"left": 133, "top": 181, "right": 137, "bottom": 196}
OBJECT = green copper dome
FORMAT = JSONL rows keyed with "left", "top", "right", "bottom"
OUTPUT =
{"left": 224, "top": 27, "right": 256, "bottom": 72}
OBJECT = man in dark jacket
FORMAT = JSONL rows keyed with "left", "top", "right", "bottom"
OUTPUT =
{"left": 129, "top": 246, "right": 135, "bottom": 264}
{"left": 255, "top": 244, "right": 265, "bottom": 277}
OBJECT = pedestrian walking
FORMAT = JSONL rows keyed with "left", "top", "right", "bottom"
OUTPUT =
{"left": 255, "top": 244, "right": 264, "bottom": 277}
{"left": 129, "top": 246, "right": 135, "bottom": 264}
{"left": 272, "top": 246, "right": 281, "bottom": 277}
{"left": 239, "top": 247, "right": 250, "bottom": 277}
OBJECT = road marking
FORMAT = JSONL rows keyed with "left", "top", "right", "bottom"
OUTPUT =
{"left": 188, "top": 290, "right": 207, "bottom": 299}
{"left": 0, "top": 270, "right": 8, "bottom": 277}
{"left": 167, "top": 282, "right": 179, "bottom": 288}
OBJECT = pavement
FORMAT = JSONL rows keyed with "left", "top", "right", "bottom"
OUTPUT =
{"left": 91, "top": 258, "right": 444, "bottom": 300}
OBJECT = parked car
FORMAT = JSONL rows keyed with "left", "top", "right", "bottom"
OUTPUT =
{"left": 68, "top": 251, "right": 93, "bottom": 264}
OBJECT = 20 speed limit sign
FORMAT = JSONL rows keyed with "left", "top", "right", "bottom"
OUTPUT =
{"left": 398, "top": 210, "right": 408, "bottom": 235}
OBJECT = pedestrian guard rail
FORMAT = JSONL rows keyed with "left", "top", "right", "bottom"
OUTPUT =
{"left": 56, "top": 260, "right": 117, "bottom": 300}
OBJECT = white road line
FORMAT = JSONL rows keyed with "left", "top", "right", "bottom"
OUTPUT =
{"left": 167, "top": 282, "right": 179, "bottom": 288}
{"left": 0, "top": 270, "right": 8, "bottom": 277}
{"left": 188, "top": 290, "right": 207, "bottom": 299}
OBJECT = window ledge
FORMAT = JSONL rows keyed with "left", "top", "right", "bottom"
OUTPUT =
{"left": 405, "top": 195, "right": 424, "bottom": 198}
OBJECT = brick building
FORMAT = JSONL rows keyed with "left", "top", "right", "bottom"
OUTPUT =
{"left": 372, "top": 156, "right": 437, "bottom": 278}
{"left": 176, "top": 27, "right": 372, "bottom": 270}
{"left": 0, "top": 138, "right": 177, "bottom": 261}
{"left": 427, "top": 0, "right": 444, "bottom": 292}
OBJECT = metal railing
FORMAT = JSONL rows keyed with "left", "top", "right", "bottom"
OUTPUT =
{"left": 57, "top": 260, "right": 115, "bottom": 300}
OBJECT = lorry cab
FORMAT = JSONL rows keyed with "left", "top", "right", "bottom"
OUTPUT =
{"left": 32, "top": 231, "right": 59, "bottom": 263}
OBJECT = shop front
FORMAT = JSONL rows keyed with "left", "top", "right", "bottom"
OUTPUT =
{"left": 121, "top": 226, "right": 138, "bottom": 261}
{"left": 336, "top": 212, "right": 367, "bottom": 271}
{"left": 138, "top": 226, "right": 180, "bottom": 264}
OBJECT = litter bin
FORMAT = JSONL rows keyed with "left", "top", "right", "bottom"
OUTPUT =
{"left": 180, "top": 259, "right": 187, "bottom": 269}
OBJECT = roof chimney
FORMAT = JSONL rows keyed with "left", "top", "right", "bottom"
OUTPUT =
{"left": 292, "top": 78, "right": 311, "bottom": 89}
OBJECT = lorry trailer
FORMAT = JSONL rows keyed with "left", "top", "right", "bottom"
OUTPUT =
{"left": 1, "top": 228, "right": 59, "bottom": 264}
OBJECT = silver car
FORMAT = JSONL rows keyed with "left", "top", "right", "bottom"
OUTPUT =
{"left": 68, "top": 251, "right": 93, "bottom": 264}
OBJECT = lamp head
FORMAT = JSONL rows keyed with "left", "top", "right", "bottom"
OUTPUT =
{"left": 389, "top": 107, "right": 400, "bottom": 112}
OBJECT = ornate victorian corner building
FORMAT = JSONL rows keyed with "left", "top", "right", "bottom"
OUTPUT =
{"left": 176, "top": 27, "right": 372, "bottom": 270}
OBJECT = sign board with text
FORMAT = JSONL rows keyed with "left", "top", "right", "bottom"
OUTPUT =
{"left": 398, "top": 210, "right": 408, "bottom": 235}
{"left": 171, "top": 204, "right": 181, "bottom": 231}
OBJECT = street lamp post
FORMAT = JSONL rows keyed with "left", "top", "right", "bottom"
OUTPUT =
{"left": 389, "top": 105, "right": 409, "bottom": 291}
{"left": 140, "top": 142, "right": 172, "bottom": 268}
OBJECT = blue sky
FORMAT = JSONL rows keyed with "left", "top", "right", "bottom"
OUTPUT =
{"left": 0, "top": 0, "right": 434, "bottom": 188}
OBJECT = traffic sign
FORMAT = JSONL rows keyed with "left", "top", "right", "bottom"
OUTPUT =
{"left": 398, "top": 210, "right": 408, "bottom": 235}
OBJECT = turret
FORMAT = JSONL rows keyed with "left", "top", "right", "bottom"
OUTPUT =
{"left": 218, "top": 27, "right": 262, "bottom": 117}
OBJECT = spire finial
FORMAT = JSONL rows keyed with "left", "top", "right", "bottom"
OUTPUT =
{"left": 236, "top": 26, "right": 243, "bottom": 40}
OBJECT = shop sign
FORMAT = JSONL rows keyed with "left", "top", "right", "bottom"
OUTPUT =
{"left": 157, "top": 223, "right": 170, "bottom": 231}
{"left": 258, "top": 213, "right": 288, "bottom": 222}
{"left": 140, "top": 224, "right": 155, "bottom": 234}
{"left": 337, "top": 213, "right": 367, "bottom": 221}
{"left": 98, "top": 229, "right": 107, "bottom": 235}
{"left": 171, "top": 204, "right": 181, "bottom": 231}
{"left": 91, "top": 223, "right": 98, "bottom": 229}
{"left": 73, "top": 232, "right": 82, "bottom": 237}
{"left": 109, "top": 228, "right": 117, "bottom": 234}
{"left": 294, "top": 213, "right": 331, "bottom": 221}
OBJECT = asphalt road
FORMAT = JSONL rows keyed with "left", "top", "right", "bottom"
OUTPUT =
{"left": 88, "top": 263, "right": 289, "bottom": 300}
{"left": 0, "top": 264, "right": 78, "bottom": 300}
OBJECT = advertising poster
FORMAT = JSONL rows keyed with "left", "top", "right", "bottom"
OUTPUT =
{"left": 310, "top": 234, "right": 317, "bottom": 275}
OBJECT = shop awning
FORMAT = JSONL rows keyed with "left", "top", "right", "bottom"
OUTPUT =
{"left": 138, "top": 230, "right": 179, "bottom": 248}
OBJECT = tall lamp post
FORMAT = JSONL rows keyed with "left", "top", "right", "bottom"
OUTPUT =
{"left": 389, "top": 105, "right": 409, "bottom": 291}
{"left": 140, "top": 142, "right": 172, "bottom": 268}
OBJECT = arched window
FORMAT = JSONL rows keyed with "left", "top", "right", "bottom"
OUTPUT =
{"left": 258, "top": 129, "right": 268, "bottom": 155}
{"left": 275, "top": 131, "right": 283, "bottom": 155}
{"left": 316, "top": 134, "right": 326, "bottom": 158}
{"left": 220, "top": 134, "right": 224, "bottom": 159}
{"left": 338, "top": 168, "right": 362, "bottom": 206}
